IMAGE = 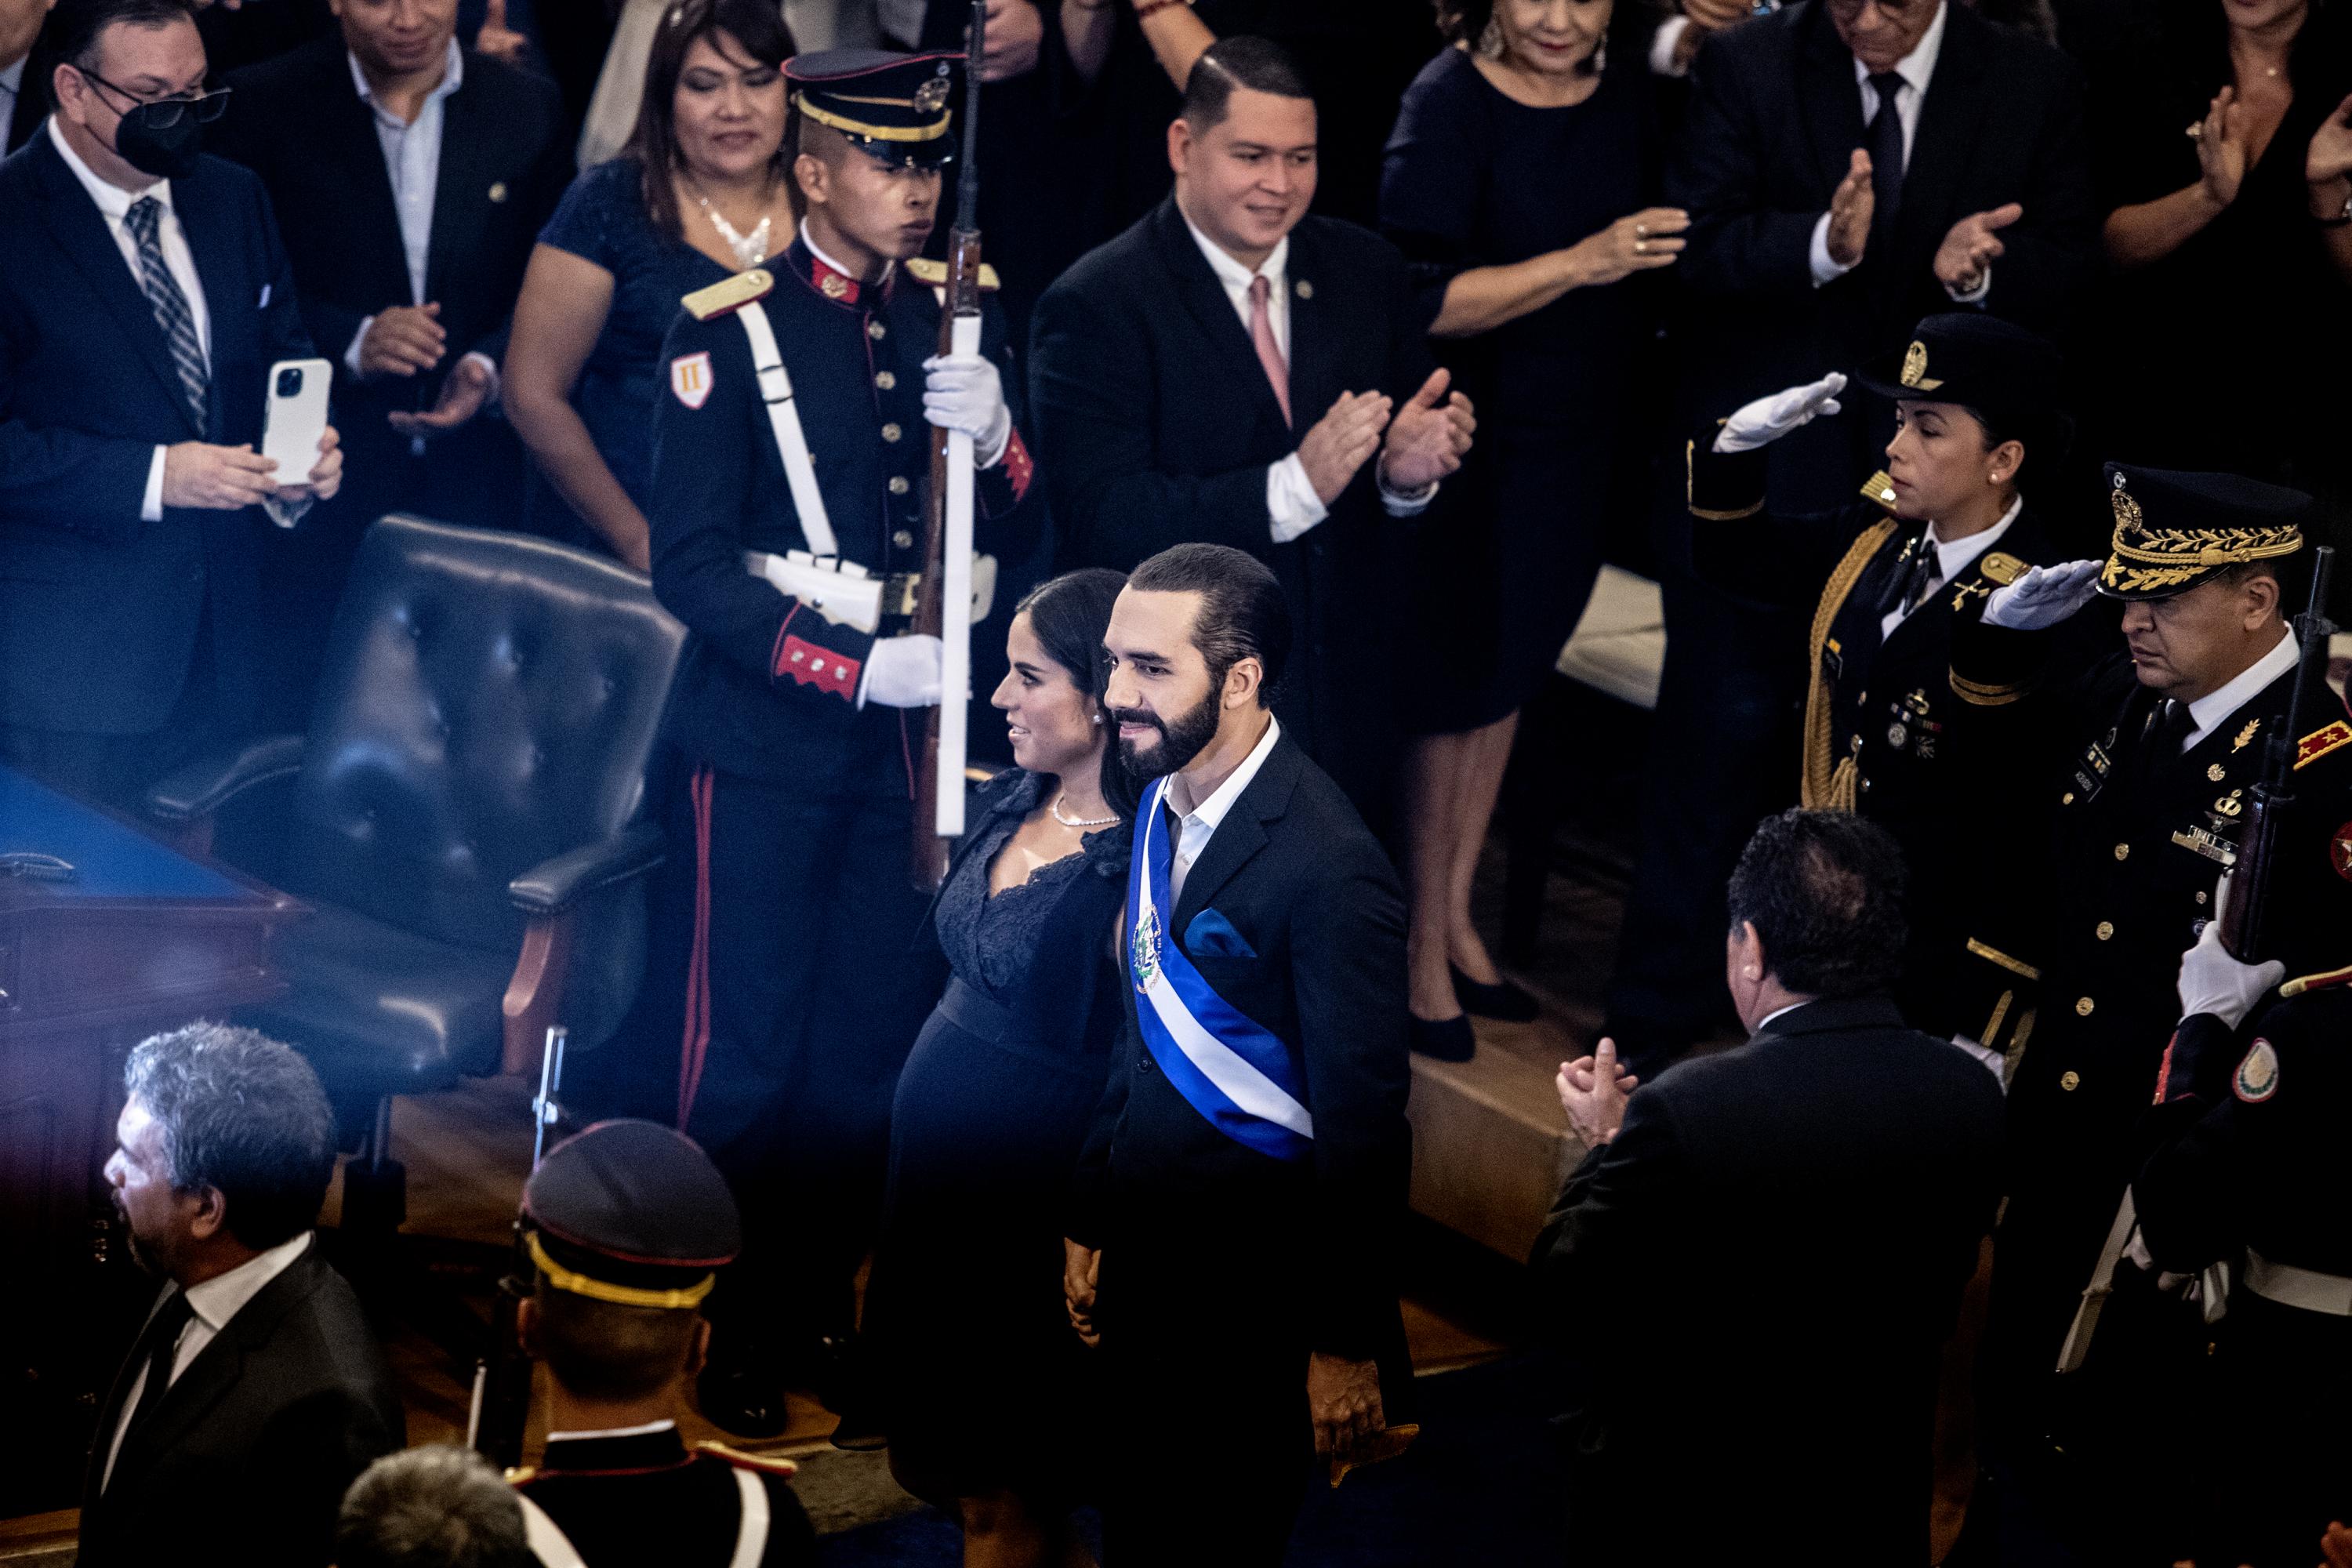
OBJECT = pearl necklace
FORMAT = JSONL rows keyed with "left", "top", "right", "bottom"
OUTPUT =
{"left": 692, "top": 185, "right": 775, "bottom": 269}
{"left": 1052, "top": 793, "right": 1118, "bottom": 829}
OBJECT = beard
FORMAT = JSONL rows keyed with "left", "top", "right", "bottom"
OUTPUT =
{"left": 1112, "top": 686, "right": 1222, "bottom": 782}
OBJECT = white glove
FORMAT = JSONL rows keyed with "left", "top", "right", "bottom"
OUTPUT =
{"left": 1982, "top": 558, "right": 2103, "bottom": 630}
{"left": 862, "top": 633, "right": 944, "bottom": 710}
{"left": 1714, "top": 372, "right": 1847, "bottom": 453}
{"left": 922, "top": 354, "right": 1011, "bottom": 466}
{"left": 2176, "top": 914, "right": 2283, "bottom": 1031}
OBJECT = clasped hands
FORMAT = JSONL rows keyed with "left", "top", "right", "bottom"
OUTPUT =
{"left": 1555, "top": 1036, "right": 1639, "bottom": 1149}
{"left": 1824, "top": 148, "right": 2022, "bottom": 295}
{"left": 1062, "top": 1237, "right": 1388, "bottom": 1461}
{"left": 1297, "top": 368, "right": 1476, "bottom": 506}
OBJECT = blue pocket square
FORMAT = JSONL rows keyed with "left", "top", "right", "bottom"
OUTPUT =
{"left": 1185, "top": 908, "right": 1257, "bottom": 958}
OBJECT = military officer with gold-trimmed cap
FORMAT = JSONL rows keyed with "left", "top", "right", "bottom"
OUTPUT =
{"left": 509, "top": 1120, "right": 818, "bottom": 1567}
{"left": 633, "top": 46, "right": 1041, "bottom": 1434}
{"left": 1944, "top": 463, "right": 2344, "bottom": 1556}
{"left": 1682, "top": 313, "right": 2099, "bottom": 1063}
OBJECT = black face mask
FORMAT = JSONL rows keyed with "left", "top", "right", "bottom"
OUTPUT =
{"left": 112, "top": 101, "right": 205, "bottom": 180}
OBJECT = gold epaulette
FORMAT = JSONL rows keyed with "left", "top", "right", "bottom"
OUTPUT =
{"left": 1859, "top": 470, "right": 1897, "bottom": 512}
{"left": 696, "top": 1439, "right": 799, "bottom": 1477}
{"left": 1949, "top": 670, "right": 2029, "bottom": 706}
{"left": 906, "top": 257, "right": 1001, "bottom": 292}
{"left": 681, "top": 268, "right": 774, "bottom": 321}
{"left": 2296, "top": 718, "right": 2352, "bottom": 771}
{"left": 2282, "top": 961, "right": 2352, "bottom": 999}
{"left": 1979, "top": 550, "right": 2027, "bottom": 586}
{"left": 504, "top": 1465, "right": 538, "bottom": 1486}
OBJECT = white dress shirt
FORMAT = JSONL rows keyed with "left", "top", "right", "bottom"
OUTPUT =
{"left": 2180, "top": 626, "right": 2299, "bottom": 753}
{"left": 51, "top": 115, "right": 212, "bottom": 523}
{"left": 1805, "top": 1, "right": 1991, "bottom": 303}
{"left": 1878, "top": 496, "right": 2020, "bottom": 641}
{"left": 100, "top": 1231, "right": 315, "bottom": 1491}
{"left": 1165, "top": 713, "right": 1282, "bottom": 905}
{"left": 1178, "top": 211, "right": 1437, "bottom": 544}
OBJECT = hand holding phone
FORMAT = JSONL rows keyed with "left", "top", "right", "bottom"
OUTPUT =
{"left": 263, "top": 358, "right": 332, "bottom": 481}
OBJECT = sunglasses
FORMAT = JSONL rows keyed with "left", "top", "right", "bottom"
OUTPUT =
{"left": 76, "top": 67, "right": 233, "bottom": 129}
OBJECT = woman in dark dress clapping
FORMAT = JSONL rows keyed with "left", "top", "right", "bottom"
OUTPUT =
{"left": 866, "top": 568, "right": 1134, "bottom": 1568}
{"left": 1379, "top": 0, "right": 1681, "bottom": 1057}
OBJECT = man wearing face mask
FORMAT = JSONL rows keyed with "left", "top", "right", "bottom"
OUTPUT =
{"left": 0, "top": 0, "right": 340, "bottom": 809}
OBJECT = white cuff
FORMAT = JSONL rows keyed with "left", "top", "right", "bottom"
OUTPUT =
{"left": 345, "top": 317, "right": 374, "bottom": 379}
{"left": 1267, "top": 453, "right": 1329, "bottom": 544}
{"left": 1377, "top": 466, "right": 1439, "bottom": 516}
{"left": 1945, "top": 264, "right": 1992, "bottom": 305}
{"left": 1951, "top": 1034, "right": 2006, "bottom": 1082}
{"left": 1649, "top": 16, "right": 1691, "bottom": 78}
{"left": 1809, "top": 212, "right": 1854, "bottom": 288}
{"left": 462, "top": 350, "right": 501, "bottom": 408}
{"left": 142, "top": 445, "right": 168, "bottom": 522}
{"left": 976, "top": 412, "right": 1011, "bottom": 469}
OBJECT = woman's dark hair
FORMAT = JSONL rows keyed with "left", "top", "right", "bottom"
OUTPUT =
{"left": 1724, "top": 809, "right": 1910, "bottom": 999}
{"left": 1014, "top": 568, "right": 1137, "bottom": 820}
{"left": 623, "top": 0, "right": 796, "bottom": 243}
{"left": 1429, "top": 0, "right": 1653, "bottom": 65}
{"left": 1953, "top": 403, "right": 2073, "bottom": 496}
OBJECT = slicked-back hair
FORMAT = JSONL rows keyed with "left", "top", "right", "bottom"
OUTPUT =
{"left": 1178, "top": 34, "right": 1311, "bottom": 133}
{"left": 623, "top": 0, "right": 797, "bottom": 242}
{"left": 335, "top": 1446, "right": 535, "bottom": 1568}
{"left": 122, "top": 1023, "right": 336, "bottom": 1250}
{"left": 1725, "top": 810, "right": 1910, "bottom": 999}
{"left": 1127, "top": 543, "right": 1290, "bottom": 703}
{"left": 1015, "top": 568, "right": 1139, "bottom": 819}
{"left": 45, "top": 0, "right": 198, "bottom": 73}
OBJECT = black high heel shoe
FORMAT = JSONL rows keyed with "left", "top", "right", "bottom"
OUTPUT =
{"left": 1409, "top": 1013, "right": 1476, "bottom": 1062}
{"left": 1452, "top": 964, "right": 1540, "bottom": 1022}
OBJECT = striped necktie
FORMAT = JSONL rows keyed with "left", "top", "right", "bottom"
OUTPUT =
{"left": 123, "top": 196, "right": 210, "bottom": 434}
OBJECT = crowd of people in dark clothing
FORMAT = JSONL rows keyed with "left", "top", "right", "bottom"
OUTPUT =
{"left": 5, "top": 0, "right": 2352, "bottom": 1563}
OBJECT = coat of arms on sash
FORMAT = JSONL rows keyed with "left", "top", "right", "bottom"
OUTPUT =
{"left": 1131, "top": 902, "right": 1162, "bottom": 991}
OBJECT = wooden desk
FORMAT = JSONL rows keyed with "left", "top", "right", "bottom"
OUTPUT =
{"left": 0, "top": 766, "right": 299, "bottom": 1517}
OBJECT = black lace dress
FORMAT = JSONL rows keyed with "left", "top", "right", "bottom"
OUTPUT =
{"left": 865, "top": 770, "right": 1130, "bottom": 1501}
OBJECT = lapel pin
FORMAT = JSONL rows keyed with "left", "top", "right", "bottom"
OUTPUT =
{"left": 488, "top": 181, "right": 509, "bottom": 204}
{"left": 1294, "top": 278, "right": 1312, "bottom": 299}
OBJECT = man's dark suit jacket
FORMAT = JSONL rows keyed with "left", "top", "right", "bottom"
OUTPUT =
{"left": 5, "top": 54, "right": 45, "bottom": 155}
{"left": 0, "top": 132, "right": 314, "bottom": 737}
{"left": 1030, "top": 199, "right": 1436, "bottom": 829}
{"left": 216, "top": 38, "right": 570, "bottom": 525}
{"left": 1667, "top": 0, "right": 2096, "bottom": 506}
{"left": 1534, "top": 994, "right": 2003, "bottom": 1565}
{"left": 1071, "top": 729, "right": 1411, "bottom": 1385}
{"left": 78, "top": 1243, "right": 405, "bottom": 1568}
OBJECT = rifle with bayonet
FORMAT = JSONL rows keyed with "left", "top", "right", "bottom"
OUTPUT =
{"left": 469, "top": 1025, "right": 568, "bottom": 1470}
{"left": 2219, "top": 543, "right": 2336, "bottom": 962}
{"left": 911, "top": 0, "right": 989, "bottom": 891}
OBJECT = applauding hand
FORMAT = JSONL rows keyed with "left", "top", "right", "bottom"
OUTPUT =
{"left": 389, "top": 358, "right": 493, "bottom": 437}
{"left": 1567, "top": 206, "right": 1689, "bottom": 289}
{"left": 2308, "top": 92, "right": 2352, "bottom": 213}
{"left": 2197, "top": 86, "right": 2252, "bottom": 209}
{"left": 358, "top": 303, "right": 447, "bottom": 379}
{"left": 1555, "top": 1037, "right": 1639, "bottom": 1148}
{"left": 1934, "top": 203, "right": 2022, "bottom": 295}
{"left": 1825, "top": 149, "right": 1875, "bottom": 269}
{"left": 1377, "top": 369, "right": 1475, "bottom": 494}
{"left": 1296, "top": 390, "right": 1392, "bottom": 505}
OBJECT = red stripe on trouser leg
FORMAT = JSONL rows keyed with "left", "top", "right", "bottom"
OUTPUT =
{"left": 676, "top": 765, "right": 716, "bottom": 1129}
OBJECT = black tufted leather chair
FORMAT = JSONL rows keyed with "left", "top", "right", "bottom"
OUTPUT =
{"left": 147, "top": 517, "right": 684, "bottom": 1208}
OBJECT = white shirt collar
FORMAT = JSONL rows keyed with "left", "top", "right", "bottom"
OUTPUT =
{"left": 2183, "top": 626, "right": 2299, "bottom": 748}
{"left": 546, "top": 1418, "right": 678, "bottom": 1443}
{"left": 1180, "top": 205, "right": 1289, "bottom": 298}
{"left": 347, "top": 38, "right": 465, "bottom": 124}
{"left": 48, "top": 111, "right": 168, "bottom": 216}
{"left": 1757, "top": 1000, "right": 1811, "bottom": 1032}
{"left": 1171, "top": 713, "right": 1282, "bottom": 840}
{"left": 180, "top": 1230, "right": 314, "bottom": 1334}
{"left": 799, "top": 217, "right": 893, "bottom": 289}
{"left": 1929, "top": 496, "right": 2021, "bottom": 581}
{"left": 1853, "top": 0, "right": 1947, "bottom": 96}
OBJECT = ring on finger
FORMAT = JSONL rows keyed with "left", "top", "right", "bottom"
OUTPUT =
{"left": 1635, "top": 223, "right": 1648, "bottom": 239}
{"left": 1635, "top": 238, "right": 1646, "bottom": 254}
{"left": 2185, "top": 121, "right": 2203, "bottom": 141}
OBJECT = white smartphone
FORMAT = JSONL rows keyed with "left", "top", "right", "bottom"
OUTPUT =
{"left": 261, "top": 358, "right": 332, "bottom": 489}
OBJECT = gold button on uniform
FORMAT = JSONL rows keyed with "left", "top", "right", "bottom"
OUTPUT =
{"left": 887, "top": 476, "right": 909, "bottom": 495}
{"left": 881, "top": 423, "right": 902, "bottom": 443}
{"left": 2074, "top": 996, "right": 2095, "bottom": 1017}
{"left": 876, "top": 371, "right": 897, "bottom": 390}
{"left": 2060, "top": 1070, "right": 2081, "bottom": 1091}
{"left": 2095, "top": 921, "right": 2114, "bottom": 941}
{"left": 892, "top": 529, "right": 913, "bottom": 549}
{"left": 2113, "top": 843, "right": 2130, "bottom": 861}
{"left": 867, "top": 319, "right": 887, "bottom": 340}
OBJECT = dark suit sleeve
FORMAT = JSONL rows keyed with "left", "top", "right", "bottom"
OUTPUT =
{"left": 1531, "top": 1090, "right": 1686, "bottom": 1332}
{"left": 1029, "top": 274, "right": 1280, "bottom": 565}
{"left": 1684, "top": 434, "right": 1868, "bottom": 610}
{"left": 1668, "top": 32, "right": 1820, "bottom": 302}
{"left": 459, "top": 74, "right": 575, "bottom": 371}
{"left": 0, "top": 338, "right": 154, "bottom": 546}
{"left": 1289, "top": 843, "right": 1412, "bottom": 1360}
{"left": 1977, "top": 58, "right": 2097, "bottom": 328}
{"left": 244, "top": 1384, "right": 401, "bottom": 1566}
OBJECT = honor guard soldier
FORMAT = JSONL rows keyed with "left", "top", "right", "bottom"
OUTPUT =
{"left": 2136, "top": 800, "right": 2352, "bottom": 1568}
{"left": 509, "top": 1120, "right": 818, "bottom": 1568}
{"left": 1940, "top": 465, "right": 2338, "bottom": 1555}
{"left": 639, "top": 46, "right": 1040, "bottom": 1433}
{"left": 1683, "top": 314, "right": 2100, "bottom": 1063}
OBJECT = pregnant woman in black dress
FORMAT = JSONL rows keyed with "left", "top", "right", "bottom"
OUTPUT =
{"left": 865, "top": 568, "right": 1133, "bottom": 1568}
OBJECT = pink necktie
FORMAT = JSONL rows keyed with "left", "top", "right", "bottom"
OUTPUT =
{"left": 1248, "top": 274, "right": 1291, "bottom": 426}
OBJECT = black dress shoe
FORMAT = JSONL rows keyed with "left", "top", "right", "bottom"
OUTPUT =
{"left": 1452, "top": 965, "right": 1540, "bottom": 1022}
{"left": 696, "top": 1361, "right": 793, "bottom": 1439}
{"left": 1409, "top": 1013, "right": 1476, "bottom": 1062}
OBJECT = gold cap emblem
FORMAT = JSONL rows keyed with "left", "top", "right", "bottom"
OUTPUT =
{"left": 819, "top": 270, "right": 849, "bottom": 299}
{"left": 1899, "top": 340, "right": 1941, "bottom": 391}
{"left": 913, "top": 75, "right": 952, "bottom": 114}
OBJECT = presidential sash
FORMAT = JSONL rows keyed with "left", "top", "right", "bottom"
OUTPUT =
{"left": 1126, "top": 776, "right": 1313, "bottom": 1162}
